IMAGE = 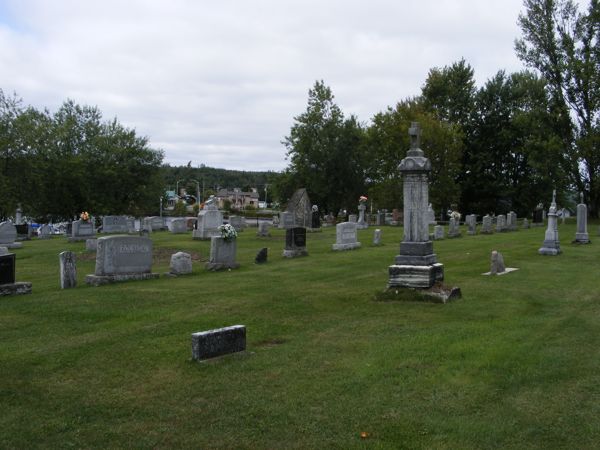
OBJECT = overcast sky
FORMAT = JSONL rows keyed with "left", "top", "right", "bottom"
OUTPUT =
{"left": 0, "top": 0, "right": 529, "bottom": 171}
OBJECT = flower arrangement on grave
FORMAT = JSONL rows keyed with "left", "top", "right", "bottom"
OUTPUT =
{"left": 80, "top": 211, "right": 90, "bottom": 222}
{"left": 218, "top": 223, "right": 238, "bottom": 242}
{"left": 359, "top": 195, "right": 368, "bottom": 203}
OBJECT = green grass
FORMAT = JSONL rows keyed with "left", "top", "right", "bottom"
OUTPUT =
{"left": 2, "top": 221, "right": 600, "bottom": 449}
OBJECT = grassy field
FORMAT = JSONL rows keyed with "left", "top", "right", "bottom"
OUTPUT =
{"left": 2, "top": 221, "right": 600, "bottom": 449}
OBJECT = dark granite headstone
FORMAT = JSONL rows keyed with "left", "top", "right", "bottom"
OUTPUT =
{"left": 0, "top": 253, "right": 16, "bottom": 285}
{"left": 283, "top": 227, "right": 308, "bottom": 257}
{"left": 191, "top": 325, "right": 246, "bottom": 360}
{"left": 255, "top": 247, "right": 268, "bottom": 264}
{"left": 311, "top": 210, "right": 321, "bottom": 229}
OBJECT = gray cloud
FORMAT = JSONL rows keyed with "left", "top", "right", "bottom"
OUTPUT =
{"left": 0, "top": 0, "right": 527, "bottom": 171}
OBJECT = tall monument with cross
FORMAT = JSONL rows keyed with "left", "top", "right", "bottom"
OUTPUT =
{"left": 388, "top": 122, "right": 444, "bottom": 288}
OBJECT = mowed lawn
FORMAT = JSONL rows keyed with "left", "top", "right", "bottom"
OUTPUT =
{"left": 1, "top": 221, "right": 600, "bottom": 449}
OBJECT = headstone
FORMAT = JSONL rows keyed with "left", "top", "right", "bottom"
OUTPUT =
{"left": 285, "top": 188, "right": 312, "bottom": 228}
{"left": 433, "top": 225, "right": 444, "bottom": 240}
{"left": 126, "top": 217, "right": 136, "bottom": 233}
{"left": 279, "top": 211, "right": 295, "bottom": 229}
{"left": 229, "top": 215, "right": 244, "bottom": 232}
{"left": 506, "top": 211, "right": 518, "bottom": 231}
{"left": 490, "top": 251, "right": 506, "bottom": 275}
{"left": 391, "top": 208, "right": 400, "bottom": 226}
{"left": 0, "top": 247, "right": 8, "bottom": 255}
{"left": 388, "top": 122, "right": 444, "bottom": 289}
{"left": 447, "top": 217, "right": 461, "bottom": 238}
{"left": 496, "top": 215, "right": 506, "bottom": 233}
{"left": 170, "top": 251, "right": 192, "bottom": 275}
{"left": 466, "top": 214, "right": 477, "bottom": 235}
{"left": 357, "top": 203, "right": 368, "bottom": 229}
{"left": 191, "top": 325, "right": 246, "bottom": 361}
{"left": 522, "top": 218, "right": 530, "bottom": 229}
{"left": 427, "top": 204, "right": 436, "bottom": 225}
{"left": 38, "top": 224, "right": 53, "bottom": 239}
{"left": 85, "top": 238, "right": 98, "bottom": 252}
{"left": 533, "top": 203, "right": 544, "bottom": 226}
{"left": 256, "top": 221, "right": 271, "bottom": 237}
{"left": 272, "top": 215, "right": 280, "bottom": 226}
{"left": 15, "top": 205, "right": 23, "bottom": 225}
{"left": 85, "top": 235, "right": 159, "bottom": 285}
{"left": 70, "top": 219, "right": 95, "bottom": 242}
{"left": 193, "top": 197, "right": 223, "bottom": 240}
{"left": 206, "top": 236, "right": 240, "bottom": 270}
{"left": 574, "top": 192, "right": 590, "bottom": 244}
{"left": 539, "top": 190, "right": 561, "bottom": 255}
{"left": 59, "top": 251, "right": 77, "bottom": 289}
{"left": 146, "top": 216, "right": 166, "bottom": 231}
{"left": 15, "top": 224, "right": 32, "bottom": 240}
{"left": 170, "top": 218, "right": 188, "bottom": 234}
{"left": 481, "top": 215, "right": 493, "bottom": 234}
{"left": 0, "top": 252, "right": 32, "bottom": 296}
{"left": 332, "top": 222, "right": 361, "bottom": 251}
{"left": 255, "top": 247, "right": 268, "bottom": 264}
{"left": 311, "top": 205, "right": 321, "bottom": 230}
{"left": 373, "top": 229, "right": 382, "bottom": 246}
{"left": 283, "top": 227, "right": 308, "bottom": 258}
{"left": 0, "top": 221, "right": 22, "bottom": 248}
{"left": 102, "top": 216, "right": 129, "bottom": 233}
{"left": 348, "top": 214, "right": 358, "bottom": 223}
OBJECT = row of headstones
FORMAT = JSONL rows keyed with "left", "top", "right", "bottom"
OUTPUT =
{"left": 432, "top": 212, "right": 521, "bottom": 239}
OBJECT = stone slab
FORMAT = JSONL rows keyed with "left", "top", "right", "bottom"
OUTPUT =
{"left": 191, "top": 325, "right": 246, "bottom": 360}
{"left": 482, "top": 268, "right": 519, "bottom": 276}
{"left": 95, "top": 235, "right": 153, "bottom": 276}
{"left": 85, "top": 272, "right": 160, "bottom": 286}
{"left": 388, "top": 263, "right": 444, "bottom": 288}
{"left": 0, "top": 282, "right": 32, "bottom": 296}
{"left": 332, "top": 242, "right": 361, "bottom": 251}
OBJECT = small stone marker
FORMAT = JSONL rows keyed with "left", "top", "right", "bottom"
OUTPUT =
{"left": 433, "top": 225, "right": 444, "bottom": 240}
{"left": 59, "top": 251, "right": 77, "bottom": 289}
{"left": 373, "top": 229, "right": 382, "bottom": 246}
{"left": 574, "top": 192, "right": 590, "bottom": 244}
{"left": 348, "top": 214, "right": 357, "bottom": 223}
{"left": 169, "top": 251, "right": 192, "bottom": 275}
{"left": 466, "top": 214, "right": 476, "bottom": 235}
{"left": 283, "top": 227, "right": 308, "bottom": 258}
{"left": 0, "top": 221, "right": 22, "bottom": 249}
{"left": 255, "top": 247, "right": 268, "bottom": 264}
{"left": 85, "top": 238, "right": 97, "bottom": 252}
{"left": 496, "top": 215, "right": 506, "bottom": 232}
{"left": 170, "top": 218, "right": 188, "bottom": 234}
{"left": 256, "top": 221, "right": 271, "bottom": 237}
{"left": 85, "top": 235, "right": 159, "bottom": 285}
{"left": 522, "top": 218, "right": 530, "bottom": 229}
{"left": 483, "top": 250, "right": 519, "bottom": 276}
{"left": 447, "top": 218, "right": 461, "bottom": 238}
{"left": 481, "top": 215, "right": 493, "bottom": 234}
{"left": 332, "top": 222, "right": 361, "bottom": 251}
{"left": 191, "top": 325, "right": 246, "bottom": 361}
{"left": 0, "top": 252, "right": 32, "bottom": 296}
{"left": 206, "top": 236, "right": 240, "bottom": 271}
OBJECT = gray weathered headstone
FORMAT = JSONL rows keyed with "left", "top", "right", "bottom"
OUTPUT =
{"left": 522, "top": 218, "right": 530, "bottom": 229}
{"left": 332, "top": 222, "right": 361, "bottom": 251}
{"left": 373, "top": 229, "right": 382, "bottom": 246}
{"left": 348, "top": 214, "right": 357, "bottom": 223}
{"left": 496, "top": 215, "right": 506, "bottom": 233}
{"left": 490, "top": 250, "right": 506, "bottom": 275}
{"left": 0, "top": 221, "right": 22, "bottom": 248}
{"left": 481, "top": 215, "right": 493, "bottom": 234}
{"left": 228, "top": 215, "right": 244, "bottom": 232}
{"left": 85, "top": 238, "right": 97, "bottom": 252}
{"left": 357, "top": 203, "right": 368, "bottom": 229}
{"left": 539, "top": 190, "right": 561, "bottom": 255}
{"left": 193, "top": 198, "right": 223, "bottom": 240}
{"left": 507, "top": 211, "right": 518, "bottom": 231}
{"left": 206, "top": 236, "right": 240, "bottom": 270}
{"left": 170, "top": 251, "right": 192, "bottom": 275}
{"left": 447, "top": 217, "right": 461, "bottom": 238}
{"left": 85, "top": 235, "right": 159, "bottom": 285}
{"left": 38, "top": 224, "right": 53, "bottom": 239}
{"left": 256, "top": 221, "right": 271, "bottom": 237}
{"left": 191, "top": 325, "right": 246, "bottom": 360}
{"left": 433, "top": 225, "right": 444, "bottom": 240}
{"left": 466, "top": 214, "right": 476, "bottom": 235}
{"left": 170, "top": 218, "right": 188, "bottom": 234}
{"left": 70, "top": 219, "right": 95, "bottom": 242}
{"left": 102, "top": 216, "right": 129, "bottom": 233}
{"left": 285, "top": 188, "right": 312, "bottom": 228}
{"left": 59, "top": 251, "right": 77, "bottom": 289}
{"left": 575, "top": 192, "right": 590, "bottom": 244}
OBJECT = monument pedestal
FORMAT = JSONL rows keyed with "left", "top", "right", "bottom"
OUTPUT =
{"left": 388, "top": 263, "right": 444, "bottom": 289}
{"left": 574, "top": 232, "right": 590, "bottom": 244}
{"left": 0, "top": 282, "right": 32, "bottom": 296}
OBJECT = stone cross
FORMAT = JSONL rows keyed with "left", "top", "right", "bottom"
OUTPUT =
{"left": 408, "top": 122, "right": 423, "bottom": 156}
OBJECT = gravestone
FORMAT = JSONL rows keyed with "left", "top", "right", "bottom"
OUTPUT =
{"left": 0, "top": 247, "right": 8, "bottom": 255}
{"left": 574, "top": 192, "right": 590, "bottom": 244}
{"left": 533, "top": 204, "right": 544, "bottom": 227}
{"left": 85, "top": 235, "right": 159, "bottom": 285}
{"left": 481, "top": 215, "right": 493, "bottom": 234}
{"left": 539, "top": 190, "right": 561, "bottom": 255}
{"left": 229, "top": 216, "right": 244, "bottom": 232}
{"left": 490, "top": 250, "right": 506, "bottom": 275}
{"left": 427, "top": 204, "right": 436, "bottom": 225}
{"left": 169, "top": 251, "right": 192, "bottom": 275}
{"left": 146, "top": 216, "right": 166, "bottom": 231}
{"left": 170, "top": 218, "right": 188, "bottom": 234}
{"left": 332, "top": 222, "right": 361, "bottom": 251}
{"left": 388, "top": 122, "right": 444, "bottom": 289}
{"left": 255, "top": 247, "right": 268, "bottom": 264}
{"left": 283, "top": 227, "right": 308, "bottom": 258}
{"left": 279, "top": 211, "right": 295, "bottom": 229}
{"left": 15, "top": 224, "right": 32, "bottom": 240}
{"left": 285, "top": 188, "right": 312, "bottom": 228}
{"left": 59, "top": 251, "right": 77, "bottom": 289}
{"left": 70, "top": 219, "right": 95, "bottom": 242}
{"left": 126, "top": 218, "right": 136, "bottom": 233}
{"left": 15, "top": 205, "right": 23, "bottom": 225}
{"left": 311, "top": 205, "right": 321, "bottom": 230}
{"left": 85, "top": 238, "right": 97, "bottom": 252}
{"left": 508, "top": 211, "right": 518, "bottom": 231}
{"left": 206, "top": 236, "right": 240, "bottom": 270}
{"left": 433, "top": 225, "right": 444, "bottom": 240}
{"left": 193, "top": 197, "right": 223, "bottom": 240}
{"left": 102, "top": 216, "right": 129, "bottom": 233}
{"left": 256, "top": 221, "right": 271, "bottom": 237}
{"left": 191, "top": 325, "right": 246, "bottom": 361}
{"left": 447, "top": 218, "right": 461, "bottom": 238}
{"left": 38, "top": 224, "right": 53, "bottom": 239}
{"left": 0, "top": 252, "right": 31, "bottom": 296}
{"left": 0, "top": 221, "right": 22, "bottom": 249}
{"left": 522, "top": 218, "right": 530, "bottom": 229}
{"left": 373, "top": 229, "right": 382, "bottom": 246}
{"left": 466, "top": 214, "right": 477, "bottom": 235}
{"left": 348, "top": 214, "right": 358, "bottom": 223}
{"left": 496, "top": 215, "right": 506, "bottom": 233}
{"left": 391, "top": 209, "right": 400, "bottom": 226}
{"left": 357, "top": 203, "right": 368, "bottom": 229}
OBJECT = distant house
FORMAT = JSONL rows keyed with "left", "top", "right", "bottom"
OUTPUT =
{"left": 165, "top": 190, "right": 179, "bottom": 210}
{"left": 215, "top": 188, "right": 259, "bottom": 210}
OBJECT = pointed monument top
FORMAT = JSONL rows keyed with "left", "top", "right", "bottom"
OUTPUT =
{"left": 580, "top": 192, "right": 584, "bottom": 204}
{"left": 407, "top": 122, "right": 424, "bottom": 157}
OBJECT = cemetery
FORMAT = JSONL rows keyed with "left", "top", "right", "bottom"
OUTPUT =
{"left": 2, "top": 216, "right": 600, "bottom": 448}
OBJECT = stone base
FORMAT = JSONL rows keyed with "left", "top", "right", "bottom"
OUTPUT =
{"left": 395, "top": 253, "right": 437, "bottom": 266}
{"left": 1, "top": 242, "right": 23, "bottom": 249}
{"left": 205, "top": 262, "right": 240, "bottom": 271}
{"left": 574, "top": 233, "right": 590, "bottom": 244}
{"left": 85, "top": 272, "right": 160, "bottom": 286}
{"left": 379, "top": 282, "right": 460, "bottom": 304}
{"left": 0, "top": 282, "right": 32, "bottom": 296}
{"left": 388, "top": 263, "right": 444, "bottom": 288}
{"left": 332, "top": 242, "right": 361, "bottom": 251}
{"left": 283, "top": 248, "right": 308, "bottom": 258}
{"left": 538, "top": 242, "right": 561, "bottom": 255}
{"left": 68, "top": 236, "right": 94, "bottom": 242}
{"left": 482, "top": 267, "right": 520, "bottom": 276}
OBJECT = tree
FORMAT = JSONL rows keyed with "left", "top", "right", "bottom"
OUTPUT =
{"left": 515, "top": 0, "right": 600, "bottom": 214}
{"left": 279, "top": 80, "right": 367, "bottom": 213}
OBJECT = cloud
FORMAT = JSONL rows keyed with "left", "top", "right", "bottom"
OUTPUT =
{"left": 0, "top": 0, "right": 526, "bottom": 171}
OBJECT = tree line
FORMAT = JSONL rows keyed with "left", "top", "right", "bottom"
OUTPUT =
{"left": 277, "top": 0, "right": 599, "bottom": 218}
